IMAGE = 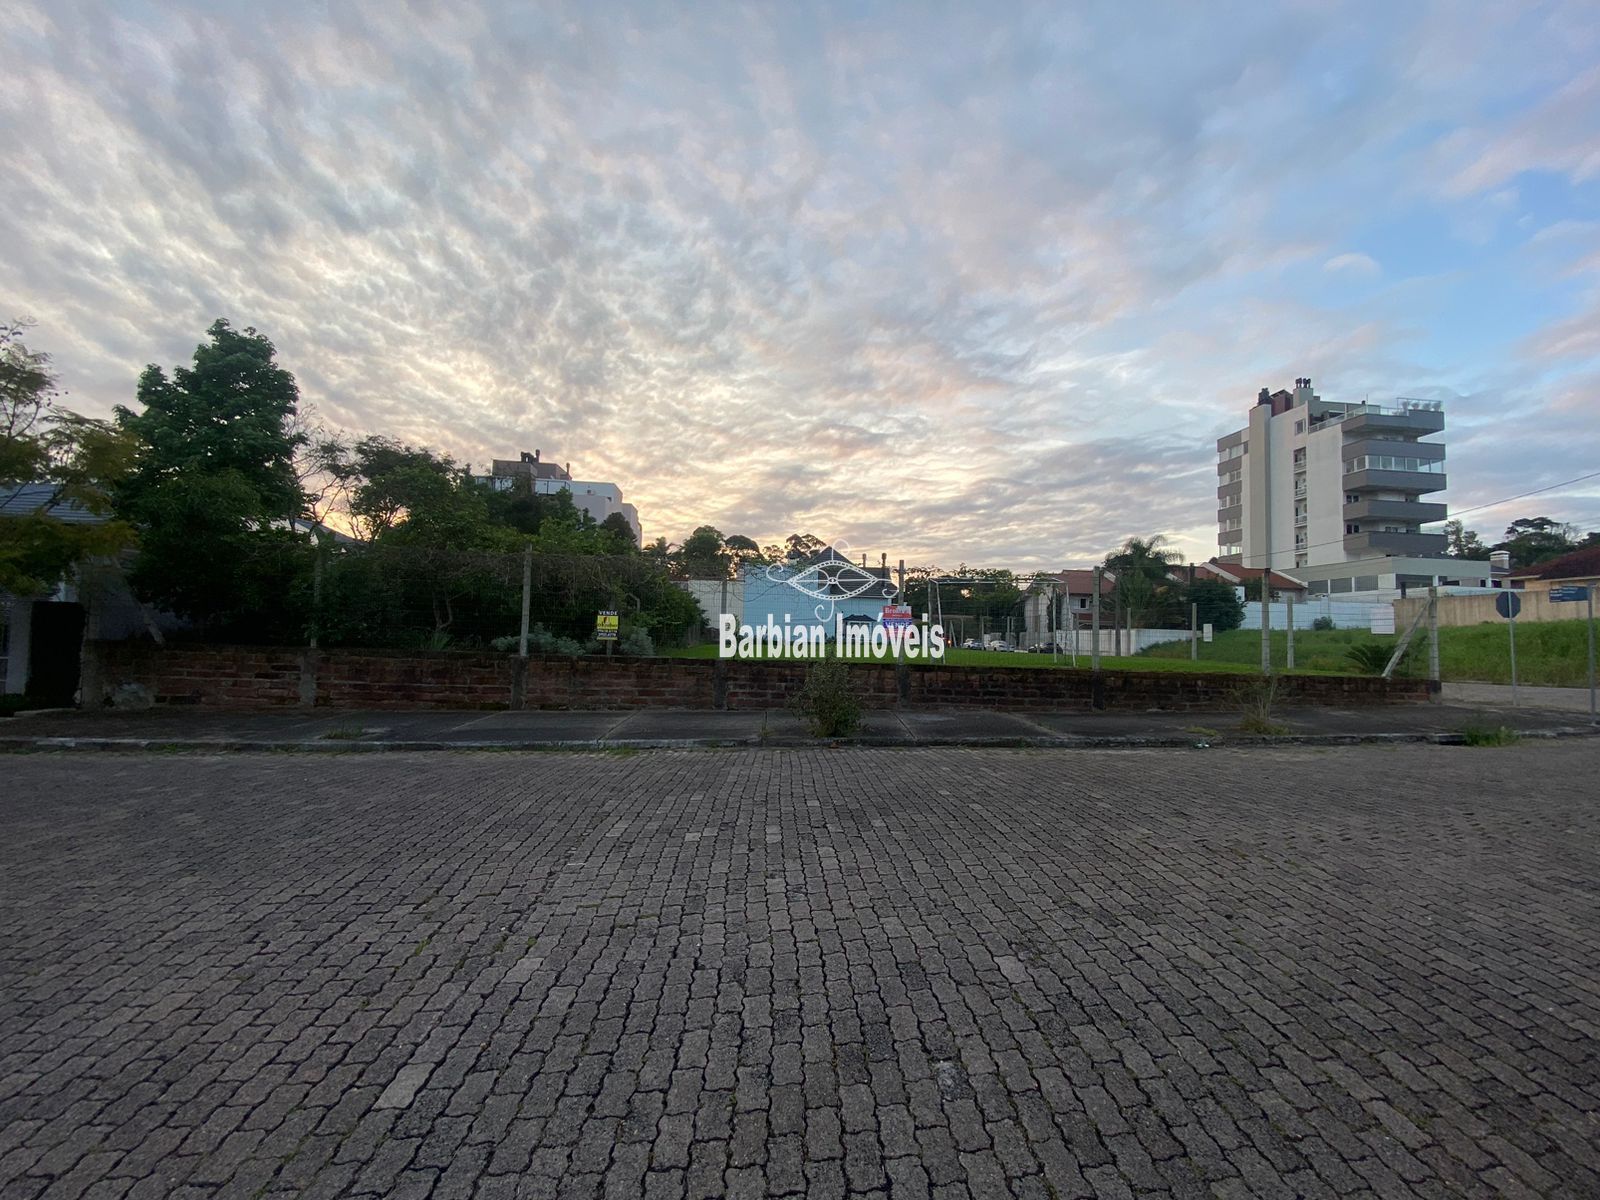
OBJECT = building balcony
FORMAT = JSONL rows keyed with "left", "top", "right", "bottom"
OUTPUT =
{"left": 1342, "top": 530, "right": 1448, "bottom": 557}
{"left": 1341, "top": 468, "right": 1446, "bottom": 495}
{"left": 1340, "top": 407, "right": 1445, "bottom": 438}
{"left": 1341, "top": 437, "right": 1446, "bottom": 465}
{"left": 1343, "top": 499, "right": 1448, "bottom": 524}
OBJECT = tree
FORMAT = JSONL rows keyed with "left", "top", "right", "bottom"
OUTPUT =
{"left": 1442, "top": 519, "right": 1489, "bottom": 559}
{"left": 599, "top": 512, "right": 638, "bottom": 552}
{"left": 724, "top": 533, "right": 764, "bottom": 571}
{"left": 1104, "top": 535, "right": 1180, "bottom": 628}
{"left": 1493, "top": 516, "right": 1576, "bottom": 568}
{"left": 1181, "top": 578, "right": 1244, "bottom": 633}
{"left": 1, "top": 319, "right": 135, "bottom": 597}
{"left": 783, "top": 532, "right": 826, "bottom": 562}
{"left": 677, "top": 525, "right": 729, "bottom": 578}
{"left": 114, "top": 320, "right": 310, "bottom": 630}
{"left": 317, "top": 436, "right": 483, "bottom": 545}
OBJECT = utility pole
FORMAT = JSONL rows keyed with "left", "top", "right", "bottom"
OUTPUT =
{"left": 1091, "top": 567, "right": 1102, "bottom": 671}
{"left": 1190, "top": 601, "right": 1198, "bottom": 662}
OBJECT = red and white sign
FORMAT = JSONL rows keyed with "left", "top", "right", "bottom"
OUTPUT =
{"left": 880, "top": 604, "right": 913, "bottom": 627}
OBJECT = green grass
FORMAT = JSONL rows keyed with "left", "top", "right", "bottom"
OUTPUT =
{"left": 1137, "top": 618, "right": 1595, "bottom": 687}
{"left": 1459, "top": 724, "right": 1522, "bottom": 747}
{"left": 662, "top": 643, "right": 1351, "bottom": 675}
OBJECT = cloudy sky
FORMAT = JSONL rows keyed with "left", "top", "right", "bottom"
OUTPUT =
{"left": 3, "top": 1, "right": 1598, "bottom": 568}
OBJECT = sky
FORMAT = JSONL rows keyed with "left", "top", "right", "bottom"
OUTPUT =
{"left": 2, "top": 1, "right": 1598, "bottom": 570}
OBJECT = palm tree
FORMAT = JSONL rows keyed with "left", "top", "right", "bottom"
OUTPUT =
{"left": 1104, "top": 535, "right": 1181, "bottom": 632}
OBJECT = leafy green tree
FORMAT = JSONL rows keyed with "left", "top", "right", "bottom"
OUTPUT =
{"left": 114, "top": 320, "right": 310, "bottom": 630}
{"left": 1, "top": 319, "right": 136, "bottom": 596}
{"left": 677, "top": 525, "right": 729, "bottom": 578}
{"left": 724, "top": 533, "right": 766, "bottom": 572}
{"left": 1181, "top": 578, "right": 1244, "bottom": 632}
{"left": 1104, "top": 535, "right": 1180, "bottom": 627}
{"left": 1442, "top": 519, "right": 1489, "bottom": 559}
{"left": 1493, "top": 516, "right": 1576, "bottom": 568}
{"left": 783, "top": 532, "right": 825, "bottom": 562}
{"left": 599, "top": 512, "right": 638, "bottom": 552}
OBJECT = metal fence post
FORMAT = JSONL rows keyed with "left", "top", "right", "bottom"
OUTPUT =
{"left": 518, "top": 543, "right": 533, "bottom": 657}
{"left": 1260, "top": 580, "right": 1271, "bottom": 675}
{"left": 1427, "top": 585, "right": 1440, "bottom": 701}
{"left": 1286, "top": 594, "right": 1294, "bottom": 671}
{"left": 1091, "top": 567, "right": 1102, "bottom": 671}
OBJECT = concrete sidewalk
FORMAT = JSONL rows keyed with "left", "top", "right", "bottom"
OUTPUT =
{"left": 3, "top": 701, "right": 1595, "bottom": 751}
{"left": 1442, "top": 680, "right": 1598, "bottom": 715}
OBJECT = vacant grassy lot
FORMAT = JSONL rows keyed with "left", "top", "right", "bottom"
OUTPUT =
{"left": 664, "top": 643, "right": 1349, "bottom": 675}
{"left": 1138, "top": 618, "right": 1596, "bottom": 686}
{"left": 668, "top": 616, "right": 1596, "bottom": 685}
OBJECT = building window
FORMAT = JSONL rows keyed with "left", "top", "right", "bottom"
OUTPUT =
{"left": 1294, "top": 420, "right": 1305, "bottom": 434}
{"left": 1346, "top": 523, "right": 1361, "bottom": 534}
{"left": 1344, "top": 455, "right": 1445, "bottom": 475}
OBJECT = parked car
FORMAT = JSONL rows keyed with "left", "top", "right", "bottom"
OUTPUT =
{"left": 961, "top": 639, "right": 984, "bottom": 650}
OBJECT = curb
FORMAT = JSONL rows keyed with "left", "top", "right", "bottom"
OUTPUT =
{"left": 2, "top": 727, "right": 1596, "bottom": 753}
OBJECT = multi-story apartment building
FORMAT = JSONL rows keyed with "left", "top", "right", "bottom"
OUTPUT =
{"left": 477, "top": 450, "right": 642, "bottom": 543}
{"left": 1214, "top": 378, "right": 1486, "bottom": 596}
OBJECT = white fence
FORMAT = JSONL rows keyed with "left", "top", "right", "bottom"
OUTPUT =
{"left": 1242, "top": 598, "right": 1392, "bottom": 631}
{"left": 1040, "top": 628, "right": 1192, "bottom": 655}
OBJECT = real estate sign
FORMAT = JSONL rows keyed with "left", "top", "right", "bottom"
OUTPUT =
{"left": 595, "top": 610, "right": 619, "bottom": 640}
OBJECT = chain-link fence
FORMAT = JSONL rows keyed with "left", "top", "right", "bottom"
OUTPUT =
{"left": 148, "top": 539, "right": 703, "bottom": 653}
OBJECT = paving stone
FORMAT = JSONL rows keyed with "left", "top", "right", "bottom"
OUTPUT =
{"left": 0, "top": 745, "right": 1596, "bottom": 1200}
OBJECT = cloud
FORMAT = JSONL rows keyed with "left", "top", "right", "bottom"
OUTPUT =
{"left": 1323, "top": 253, "right": 1381, "bottom": 278}
{"left": 1, "top": 0, "right": 1598, "bottom": 571}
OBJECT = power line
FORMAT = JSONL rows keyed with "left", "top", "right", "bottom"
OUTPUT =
{"left": 1228, "top": 467, "right": 1600, "bottom": 569}
{"left": 1444, "top": 469, "right": 1600, "bottom": 520}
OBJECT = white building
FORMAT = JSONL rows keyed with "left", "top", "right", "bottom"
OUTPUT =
{"left": 478, "top": 450, "right": 641, "bottom": 543}
{"left": 1215, "top": 378, "right": 1490, "bottom": 596}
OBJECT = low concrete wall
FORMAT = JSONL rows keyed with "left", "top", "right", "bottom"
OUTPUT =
{"left": 88, "top": 641, "right": 1431, "bottom": 712}
{"left": 1394, "top": 589, "right": 1593, "bottom": 629}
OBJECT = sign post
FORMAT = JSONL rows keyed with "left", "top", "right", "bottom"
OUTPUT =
{"left": 596, "top": 610, "right": 619, "bottom": 658}
{"left": 1549, "top": 584, "right": 1597, "bottom": 722}
{"left": 1495, "top": 591, "right": 1521, "bottom": 705}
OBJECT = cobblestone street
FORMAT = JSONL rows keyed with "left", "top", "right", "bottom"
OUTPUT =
{"left": 2, "top": 743, "right": 1597, "bottom": 1199}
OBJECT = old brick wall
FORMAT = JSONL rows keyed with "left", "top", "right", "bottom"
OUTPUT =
{"left": 89, "top": 642, "right": 1430, "bottom": 711}
{"left": 92, "top": 642, "right": 305, "bottom": 707}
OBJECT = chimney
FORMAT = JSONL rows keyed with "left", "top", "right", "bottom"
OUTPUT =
{"left": 519, "top": 451, "right": 533, "bottom": 463}
{"left": 534, "top": 449, "right": 540, "bottom": 462}
{"left": 1257, "top": 387, "right": 1271, "bottom": 405}
{"left": 565, "top": 462, "right": 570, "bottom": 477}
{"left": 1490, "top": 550, "right": 1511, "bottom": 571}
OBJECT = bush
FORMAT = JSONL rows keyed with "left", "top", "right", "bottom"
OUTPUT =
{"left": 790, "top": 657, "right": 863, "bottom": 737}
{"left": 617, "top": 628, "right": 655, "bottom": 657}
{"left": 490, "top": 625, "right": 595, "bottom": 656}
{"left": 1311, "top": 615, "right": 1335, "bottom": 631}
{"left": 1345, "top": 642, "right": 1393, "bottom": 674}
{"left": 1460, "top": 724, "right": 1521, "bottom": 747}
{"left": 1229, "top": 677, "right": 1289, "bottom": 735}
